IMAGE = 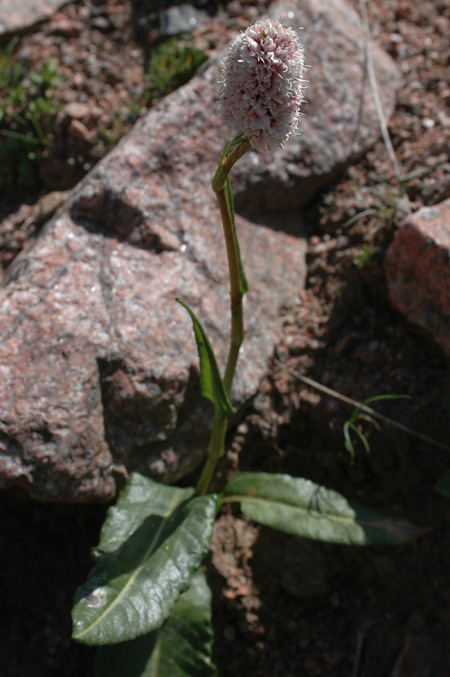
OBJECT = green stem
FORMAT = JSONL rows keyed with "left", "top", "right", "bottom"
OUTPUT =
{"left": 212, "top": 140, "right": 251, "bottom": 194}
{"left": 216, "top": 187, "right": 244, "bottom": 396}
{"left": 196, "top": 407, "right": 226, "bottom": 496}
{"left": 195, "top": 139, "right": 250, "bottom": 496}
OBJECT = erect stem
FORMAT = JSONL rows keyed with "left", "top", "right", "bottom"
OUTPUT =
{"left": 195, "top": 406, "right": 226, "bottom": 497}
{"left": 196, "top": 139, "right": 251, "bottom": 496}
{"left": 215, "top": 188, "right": 244, "bottom": 396}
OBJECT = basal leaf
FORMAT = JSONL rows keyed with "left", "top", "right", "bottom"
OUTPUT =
{"left": 95, "top": 568, "right": 217, "bottom": 677}
{"left": 225, "top": 175, "right": 248, "bottom": 295}
{"left": 176, "top": 298, "right": 235, "bottom": 415}
{"left": 72, "top": 473, "right": 217, "bottom": 646}
{"left": 222, "top": 472, "right": 427, "bottom": 545}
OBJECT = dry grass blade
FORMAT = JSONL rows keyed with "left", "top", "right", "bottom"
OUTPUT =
{"left": 359, "top": 0, "right": 406, "bottom": 198}
{"left": 274, "top": 359, "right": 450, "bottom": 452}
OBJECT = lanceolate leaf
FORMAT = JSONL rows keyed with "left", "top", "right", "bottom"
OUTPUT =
{"left": 222, "top": 472, "right": 428, "bottom": 546}
{"left": 225, "top": 175, "right": 248, "bottom": 295}
{"left": 95, "top": 568, "right": 217, "bottom": 677}
{"left": 176, "top": 298, "right": 235, "bottom": 415}
{"left": 343, "top": 420, "right": 371, "bottom": 461}
{"left": 72, "top": 473, "right": 217, "bottom": 646}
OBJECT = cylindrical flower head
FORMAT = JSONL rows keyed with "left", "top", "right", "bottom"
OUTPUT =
{"left": 219, "top": 19, "right": 306, "bottom": 152}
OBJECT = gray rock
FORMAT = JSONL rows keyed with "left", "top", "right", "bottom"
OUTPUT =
{"left": 0, "top": 0, "right": 69, "bottom": 38}
{"left": 233, "top": 0, "right": 401, "bottom": 212}
{"left": 159, "top": 4, "right": 208, "bottom": 38}
{"left": 385, "top": 198, "right": 450, "bottom": 357}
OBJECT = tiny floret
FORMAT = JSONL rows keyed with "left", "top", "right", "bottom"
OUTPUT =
{"left": 219, "top": 19, "right": 306, "bottom": 151}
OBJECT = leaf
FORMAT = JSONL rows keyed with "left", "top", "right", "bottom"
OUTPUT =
{"left": 225, "top": 175, "right": 248, "bottom": 295}
{"left": 434, "top": 470, "right": 450, "bottom": 497}
{"left": 72, "top": 473, "right": 218, "bottom": 646}
{"left": 349, "top": 394, "right": 411, "bottom": 424}
{"left": 95, "top": 568, "right": 217, "bottom": 677}
{"left": 343, "top": 420, "right": 371, "bottom": 461}
{"left": 220, "top": 134, "right": 245, "bottom": 160}
{"left": 343, "top": 421, "right": 356, "bottom": 461}
{"left": 222, "top": 472, "right": 428, "bottom": 546}
{"left": 176, "top": 298, "right": 235, "bottom": 415}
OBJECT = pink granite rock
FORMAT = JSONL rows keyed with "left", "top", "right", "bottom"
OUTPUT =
{"left": 0, "top": 0, "right": 68, "bottom": 38}
{"left": 233, "top": 0, "right": 401, "bottom": 212}
{"left": 0, "top": 0, "right": 402, "bottom": 502}
{"left": 0, "top": 60, "right": 307, "bottom": 502}
{"left": 385, "top": 199, "right": 450, "bottom": 357}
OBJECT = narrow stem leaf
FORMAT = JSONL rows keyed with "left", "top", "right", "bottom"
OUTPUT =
{"left": 225, "top": 175, "right": 248, "bottom": 295}
{"left": 176, "top": 298, "right": 235, "bottom": 415}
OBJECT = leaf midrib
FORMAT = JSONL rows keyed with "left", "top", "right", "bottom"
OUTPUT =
{"left": 222, "top": 494, "right": 358, "bottom": 527}
{"left": 75, "top": 489, "right": 185, "bottom": 641}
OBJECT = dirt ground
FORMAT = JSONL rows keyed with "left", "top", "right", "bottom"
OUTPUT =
{"left": 1, "top": 0, "right": 450, "bottom": 675}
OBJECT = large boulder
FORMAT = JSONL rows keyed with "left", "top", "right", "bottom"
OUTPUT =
{"left": 0, "top": 62, "right": 307, "bottom": 502}
{"left": 0, "top": 0, "right": 401, "bottom": 502}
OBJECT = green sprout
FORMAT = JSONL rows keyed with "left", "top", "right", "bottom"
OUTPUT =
{"left": 343, "top": 394, "right": 411, "bottom": 462}
{"left": 353, "top": 244, "right": 377, "bottom": 269}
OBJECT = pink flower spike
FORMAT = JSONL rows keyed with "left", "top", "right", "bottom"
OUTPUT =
{"left": 219, "top": 19, "right": 306, "bottom": 152}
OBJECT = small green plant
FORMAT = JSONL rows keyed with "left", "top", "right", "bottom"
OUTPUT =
{"left": 71, "top": 21, "right": 426, "bottom": 674}
{"left": 96, "top": 113, "right": 133, "bottom": 152}
{"left": 0, "top": 42, "right": 64, "bottom": 188}
{"left": 144, "top": 34, "right": 207, "bottom": 104}
{"left": 343, "top": 394, "right": 411, "bottom": 462}
{"left": 353, "top": 243, "right": 377, "bottom": 269}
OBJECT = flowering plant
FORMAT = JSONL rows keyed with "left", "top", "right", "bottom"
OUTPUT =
{"left": 71, "top": 20, "right": 423, "bottom": 675}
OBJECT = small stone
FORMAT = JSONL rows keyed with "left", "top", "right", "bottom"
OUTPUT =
{"left": 92, "top": 17, "right": 109, "bottom": 30}
{"left": 49, "top": 18, "right": 80, "bottom": 37}
{"left": 67, "top": 119, "right": 92, "bottom": 144}
{"left": 159, "top": 4, "right": 208, "bottom": 37}
{"left": 63, "top": 102, "right": 92, "bottom": 120}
